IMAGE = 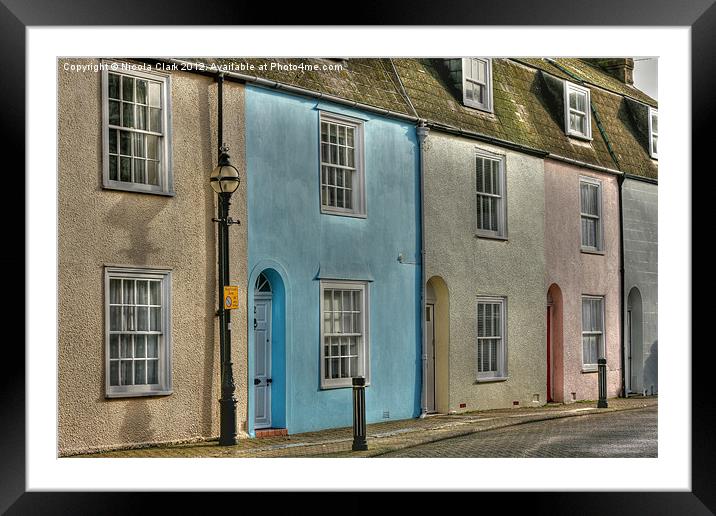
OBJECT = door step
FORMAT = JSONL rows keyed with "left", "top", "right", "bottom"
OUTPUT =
{"left": 255, "top": 428, "right": 288, "bottom": 438}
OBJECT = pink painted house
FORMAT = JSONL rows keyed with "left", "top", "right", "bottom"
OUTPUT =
{"left": 513, "top": 57, "right": 656, "bottom": 402}
{"left": 545, "top": 162, "right": 621, "bottom": 402}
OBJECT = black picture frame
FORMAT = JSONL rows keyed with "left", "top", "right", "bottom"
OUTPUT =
{"left": 3, "top": 0, "right": 708, "bottom": 513}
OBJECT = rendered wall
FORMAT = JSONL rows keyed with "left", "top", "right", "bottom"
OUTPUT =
{"left": 424, "top": 131, "right": 547, "bottom": 412}
{"left": 544, "top": 159, "right": 621, "bottom": 402}
{"left": 57, "top": 59, "right": 248, "bottom": 455}
{"left": 245, "top": 87, "right": 421, "bottom": 435}
{"left": 622, "top": 178, "right": 658, "bottom": 394}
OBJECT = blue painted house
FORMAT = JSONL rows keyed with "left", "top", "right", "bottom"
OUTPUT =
{"left": 242, "top": 59, "right": 422, "bottom": 435}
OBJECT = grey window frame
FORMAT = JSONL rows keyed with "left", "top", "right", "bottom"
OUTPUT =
{"left": 474, "top": 148, "right": 507, "bottom": 239}
{"left": 462, "top": 57, "right": 493, "bottom": 112}
{"left": 318, "top": 111, "right": 366, "bottom": 218}
{"left": 648, "top": 108, "right": 658, "bottom": 159}
{"left": 319, "top": 280, "right": 370, "bottom": 389}
{"left": 564, "top": 81, "right": 592, "bottom": 140}
{"left": 101, "top": 60, "right": 174, "bottom": 196}
{"left": 476, "top": 296, "right": 507, "bottom": 381}
{"left": 579, "top": 175, "right": 604, "bottom": 253}
{"left": 581, "top": 295, "right": 605, "bottom": 372}
{"left": 104, "top": 266, "right": 172, "bottom": 397}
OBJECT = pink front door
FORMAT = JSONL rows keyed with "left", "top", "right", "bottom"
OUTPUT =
{"left": 547, "top": 306, "right": 552, "bottom": 403}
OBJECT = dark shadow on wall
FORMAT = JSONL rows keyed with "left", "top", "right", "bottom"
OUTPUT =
{"left": 104, "top": 199, "right": 167, "bottom": 264}
{"left": 118, "top": 399, "right": 155, "bottom": 445}
{"left": 644, "top": 339, "right": 658, "bottom": 395}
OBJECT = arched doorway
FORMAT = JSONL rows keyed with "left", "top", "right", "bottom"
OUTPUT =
{"left": 547, "top": 284, "right": 564, "bottom": 402}
{"left": 251, "top": 269, "right": 286, "bottom": 432}
{"left": 426, "top": 276, "right": 449, "bottom": 413}
{"left": 626, "top": 287, "right": 644, "bottom": 395}
{"left": 253, "top": 272, "right": 273, "bottom": 429}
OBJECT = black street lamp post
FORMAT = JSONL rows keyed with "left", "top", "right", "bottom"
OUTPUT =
{"left": 211, "top": 74, "right": 240, "bottom": 446}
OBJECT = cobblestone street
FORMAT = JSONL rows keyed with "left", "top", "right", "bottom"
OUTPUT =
{"left": 380, "top": 405, "right": 657, "bottom": 458}
{"left": 77, "top": 397, "right": 656, "bottom": 458}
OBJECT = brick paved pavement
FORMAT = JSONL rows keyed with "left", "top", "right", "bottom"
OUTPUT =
{"left": 379, "top": 404, "right": 657, "bottom": 457}
{"left": 73, "top": 396, "right": 657, "bottom": 458}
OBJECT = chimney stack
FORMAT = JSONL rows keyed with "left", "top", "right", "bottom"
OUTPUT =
{"left": 594, "top": 58, "right": 635, "bottom": 85}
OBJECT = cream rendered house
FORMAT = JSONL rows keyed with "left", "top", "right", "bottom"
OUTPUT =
{"left": 57, "top": 59, "right": 247, "bottom": 455}
{"left": 395, "top": 58, "right": 549, "bottom": 413}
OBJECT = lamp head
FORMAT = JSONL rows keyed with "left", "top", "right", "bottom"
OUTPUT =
{"left": 210, "top": 146, "right": 240, "bottom": 194}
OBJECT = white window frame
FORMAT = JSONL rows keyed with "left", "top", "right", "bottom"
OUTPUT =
{"left": 564, "top": 81, "right": 592, "bottom": 140}
{"left": 581, "top": 295, "right": 605, "bottom": 372}
{"left": 319, "top": 280, "right": 370, "bottom": 389}
{"left": 475, "top": 148, "right": 507, "bottom": 239}
{"left": 105, "top": 266, "right": 172, "bottom": 397}
{"left": 476, "top": 296, "right": 507, "bottom": 381}
{"left": 579, "top": 176, "right": 604, "bottom": 253}
{"left": 101, "top": 60, "right": 174, "bottom": 195}
{"left": 648, "top": 108, "right": 658, "bottom": 159}
{"left": 462, "top": 58, "right": 493, "bottom": 112}
{"left": 318, "top": 111, "right": 366, "bottom": 218}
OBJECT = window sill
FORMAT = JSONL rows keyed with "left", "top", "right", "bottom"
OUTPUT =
{"left": 321, "top": 380, "right": 371, "bottom": 390}
{"left": 102, "top": 184, "right": 176, "bottom": 197}
{"left": 474, "top": 376, "right": 508, "bottom": 384}
{"left": 320, "top": 209, "right": 367, "bottom": 220}
{"left": 475, "top": 233, "right": 508, "bottom": 241}
{"left": 581, "top": 368, "right": 598, "bottom": 374}
{"left": 581, "top": 248, "right": 605, "bottom": 256}
{"left": 463, "top": 103, "right": 495, "bottom": 116}
{"left": 566, "top": 132, "right": 593, "bottom": 142}
{"left": 106, "top": 389, "right": 173, "bottom": 398}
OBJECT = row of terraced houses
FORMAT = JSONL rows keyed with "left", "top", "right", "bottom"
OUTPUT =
{"left": 58, "top": 57, "right": 657, "bottom": 455}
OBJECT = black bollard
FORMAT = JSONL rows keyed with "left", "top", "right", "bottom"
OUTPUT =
{"left": 352, "top": 376, "right": 368, "bottom": 451}
{"left": 597, "top": 358, "right": 608, "bottom": 408}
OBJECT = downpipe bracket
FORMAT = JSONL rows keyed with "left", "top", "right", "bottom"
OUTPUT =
{"left": 212, "top": 217, "right": 241, "bottom": 225}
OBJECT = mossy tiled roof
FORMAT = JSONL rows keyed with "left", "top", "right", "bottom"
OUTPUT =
{"left": 517, "top": 58, "right": 658, "bottom": 108}
{"left": 185, "top": 57, "right": 657, "bottom": 179}
{"left": 195, "top": 57, "right": 414, "bottom": 116}
{"left": 393, "top": 58, "right": 658, "bottom": 179}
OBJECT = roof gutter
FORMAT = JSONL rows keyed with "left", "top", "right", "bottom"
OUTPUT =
{"left": 164, "top": 58, "right": 425, "bottom": 125}
{"left": 623, "top": 172, "right": 658, "bottom": 185}
{"left": 426, "top": 121, "right": 548, "bottom": 158}
{"left": 422, "top": 122, "right": 629, "bottom": 177}
{"left": 546, "top": 153, "right": 623, "bottom": 176}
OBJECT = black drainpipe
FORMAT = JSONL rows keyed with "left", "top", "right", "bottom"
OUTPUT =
{"left": 618, "top": 173, "right": 626, "bottom": 397}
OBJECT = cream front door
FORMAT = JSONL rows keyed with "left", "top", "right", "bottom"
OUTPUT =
{"left": 426, "top": 304, "right": 436, "bottom": 412}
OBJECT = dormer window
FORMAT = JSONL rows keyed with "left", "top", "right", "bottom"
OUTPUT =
{"left": 462, "top": 58, "right": 493, "bottom": 112}
{"left": 649, "top": 108, "right": 658, "bottom": 158}
{"left": 564, "top": 81, "right": 592, "bottom": 139}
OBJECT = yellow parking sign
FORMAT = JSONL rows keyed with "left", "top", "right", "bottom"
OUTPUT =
{"left": 224, "top": 286, "right": 239, "bottom": 310}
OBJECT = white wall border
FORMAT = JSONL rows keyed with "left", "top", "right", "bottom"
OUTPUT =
{"left": 29, "top": 26, "right": 688, "bottom": 491}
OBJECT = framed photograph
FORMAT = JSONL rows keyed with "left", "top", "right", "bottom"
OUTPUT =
{"left": 6, "top": 0, "right": 707, "bottom": 512}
